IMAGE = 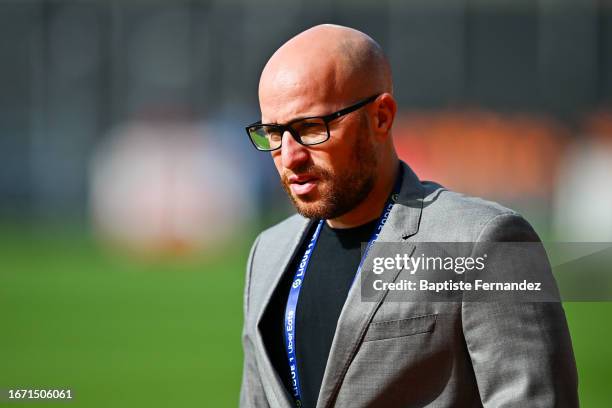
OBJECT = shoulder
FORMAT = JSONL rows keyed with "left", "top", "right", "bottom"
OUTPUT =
{"left": 256, "top": 213, "right": 309, "bottom": 245}
{"left": 417, "top": 181, "right": 538, "bottom": 242}
{"left": 247, "top": 213, "right": 310, "bottom": 263}
{"left": 244, "top": 213, "right": 310, "bottom": 314}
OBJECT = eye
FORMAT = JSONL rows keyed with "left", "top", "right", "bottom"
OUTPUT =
{"left": 293, "top": 119, "right": 326, "bottom": 133}
{"left": 268, "top": 130, "right": 282, "bottom": 141}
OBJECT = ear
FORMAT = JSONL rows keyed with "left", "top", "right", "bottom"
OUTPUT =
{"left": 371, "top": 93, "right": 397, "bottom": 138}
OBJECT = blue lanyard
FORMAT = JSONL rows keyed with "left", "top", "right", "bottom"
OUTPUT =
{"left": 283, "top": 179, "right": 401, "bottom": 407}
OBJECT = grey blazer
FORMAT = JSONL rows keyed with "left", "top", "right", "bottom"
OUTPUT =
{"left": 240, "top": 161, "right": 578, "bottom": 408}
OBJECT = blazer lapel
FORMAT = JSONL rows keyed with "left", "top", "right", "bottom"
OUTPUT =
{"left": 254, "top": 216, "right": 314, "bottom": 408}
{"left": 316, "top": 162, "right": 425, "bottom": 408}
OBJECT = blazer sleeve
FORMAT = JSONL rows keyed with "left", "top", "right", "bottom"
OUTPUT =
{"left": 239, "top": 234, "right": 269, "bottom": 407}
{"left": 461, "top": 213, "right": 579, "bottom": 407}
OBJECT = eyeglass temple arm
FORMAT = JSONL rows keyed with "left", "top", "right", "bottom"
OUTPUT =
{"left": 322, "top": 94, "right": 380, "bottom": 123}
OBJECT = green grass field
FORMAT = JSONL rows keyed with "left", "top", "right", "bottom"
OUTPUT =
{"left": 1, "top": 224, "right": 611, "bottom": 407}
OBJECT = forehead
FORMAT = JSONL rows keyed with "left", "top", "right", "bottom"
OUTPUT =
{"left": 258, "top": 61, "right": 344, "bottom": 124}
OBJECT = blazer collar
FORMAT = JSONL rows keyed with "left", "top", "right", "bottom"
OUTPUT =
{"left": 315, "top": 161, "right": 424, "bottom": 408}
{"left": 254, "top": 215, "right": 313, "bottom": 408}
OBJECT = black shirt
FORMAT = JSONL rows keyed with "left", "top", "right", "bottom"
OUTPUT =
{"left": 260, "top": 218, "right": 378, "bottom": 408}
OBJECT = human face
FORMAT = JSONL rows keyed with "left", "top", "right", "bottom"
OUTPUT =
{"left": 268, "top": 97, "right": 379, "bottom": 220}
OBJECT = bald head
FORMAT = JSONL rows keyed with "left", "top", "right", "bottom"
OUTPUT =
{"left": 255, "top": 25, "right": 399, "bottom": 227}
{"left": 258, "top": 24, "right": 392, "bottom": 118}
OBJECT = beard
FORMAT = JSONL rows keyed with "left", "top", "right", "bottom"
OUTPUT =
{"left": 280, "top": 122, "right": 378, "bottom": 220}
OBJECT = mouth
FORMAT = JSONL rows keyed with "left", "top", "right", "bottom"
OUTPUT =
{"left": 288, "top": 175, "right": 319, "bottom": 196}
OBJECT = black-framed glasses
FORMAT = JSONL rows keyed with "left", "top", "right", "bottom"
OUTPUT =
{"left": 245, "top": 94, "right": 380, "bottom": 151}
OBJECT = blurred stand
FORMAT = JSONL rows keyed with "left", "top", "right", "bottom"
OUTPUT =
{"left": 394, "top": 111, "right": 570, "bottom": 201}
{"left": 554, "top": 111, "right": 612, "bottom": 242}
{"left": 0, "top": 0, "right": 611, "bottom": 255}
{"left": 90, "top": 107, "right": 255, "bottom": 257}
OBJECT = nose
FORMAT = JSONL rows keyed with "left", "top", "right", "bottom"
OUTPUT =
{"left": 280, "top": 130, "right": 309, "bottom": 170}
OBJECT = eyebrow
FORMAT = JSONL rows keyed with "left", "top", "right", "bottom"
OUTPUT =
{"left": 262, "top": 113, "right": 332, "bottom": 127}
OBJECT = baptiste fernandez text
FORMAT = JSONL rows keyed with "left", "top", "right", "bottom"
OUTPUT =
{"left": 373, "top": 279, "right": 542, "bottom": 292}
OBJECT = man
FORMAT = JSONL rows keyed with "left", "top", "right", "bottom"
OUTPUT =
{"left": 240, "top": 24, "right": 578, "bottom": 408}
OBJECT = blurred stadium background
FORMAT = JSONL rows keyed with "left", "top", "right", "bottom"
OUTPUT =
{"left": 1, "top": 0, "right": 611, "bottom": 406}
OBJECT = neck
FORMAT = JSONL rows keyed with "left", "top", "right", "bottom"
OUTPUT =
{"left": 326, "top": 158, "right": 400, "bottom": 229}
